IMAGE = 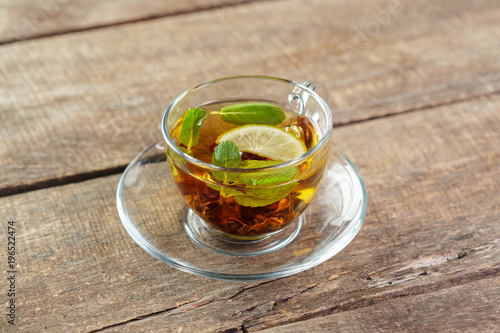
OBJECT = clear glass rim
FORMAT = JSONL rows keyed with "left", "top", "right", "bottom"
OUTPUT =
{"left": 161, "top": 75, "right": 333, "bottom": 173}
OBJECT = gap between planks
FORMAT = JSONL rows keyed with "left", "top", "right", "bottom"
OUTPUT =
{"left": 1, "top": 88, "right": 499, "bottom": 199}
{"left": 0, "top": 0, "right": 282, "bottom": 46}
{"left": 88, "top": 264, "right": 500, "bottom": 332}
{"left": 87, "top": 280, "right": 276, "bottom": 333}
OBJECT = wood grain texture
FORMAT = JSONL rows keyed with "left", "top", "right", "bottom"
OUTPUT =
{"left": 258, "top": 277, "right": 500, "bottom": 333}
{"left": 0, "top": 0, "right": 268, "bottom": 43}
{"left": 1, "top": 0, "right": 500, "bottom": 195}
{"left": 0, "top": 95, "right": 498, "bottom": 332}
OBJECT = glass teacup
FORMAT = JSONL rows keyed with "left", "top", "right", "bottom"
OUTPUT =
{"left": 162, "top": 76, "right": 332, "bottom": 240}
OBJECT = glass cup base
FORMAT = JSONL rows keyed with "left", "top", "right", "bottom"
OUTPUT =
{"left": 183, "top": 209, "right": 303, "bottom": 256}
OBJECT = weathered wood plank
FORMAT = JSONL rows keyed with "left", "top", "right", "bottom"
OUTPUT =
{"left": 1, "top": 0, "right": 500, "bottom": 194}
{"left": 258, "top": 277, "right": 500, "bottom": 333}
{"left": 0, "top": 0, "right": 267, "bottom": 43}
{"left": 0, "top": 95, "right": 498, "bottom": 332}
{"left": 97, "top": 95, "right": 500, "bottom": 333}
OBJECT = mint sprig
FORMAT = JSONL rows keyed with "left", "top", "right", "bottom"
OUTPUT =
{"left": 209, "top": 147, "right": 298, "bottom": 207}
{"left": 180, "top": 107, "right": 207, "bottom": 150}
{"left": 211, "top": 141, "right": 242, "bottom": 183}
{"left": 217, "top": 103, "right": 285, "bottom": 126}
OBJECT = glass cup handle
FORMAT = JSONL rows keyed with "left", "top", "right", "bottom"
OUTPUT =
{"left": 302, "top": 81, "right": 316, "bottom": 90}
{"left": 288, "top": 80, "right": 321, "bottom": 115}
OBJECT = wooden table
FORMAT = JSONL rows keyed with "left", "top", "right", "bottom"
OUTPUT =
{"left": 1, "top": 0, "right": 499, "bottom": 331}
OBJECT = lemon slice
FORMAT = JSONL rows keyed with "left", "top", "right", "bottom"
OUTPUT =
{"left": 216, "top": 125, "right": 307, "bottom": 161}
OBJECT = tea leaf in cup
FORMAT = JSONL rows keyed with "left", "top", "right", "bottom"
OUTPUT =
{"left": 180, "top": 107, "right": 207, "bottom": 150}
{"left": 218, "top": 103, "right": 285, "bottom": 126}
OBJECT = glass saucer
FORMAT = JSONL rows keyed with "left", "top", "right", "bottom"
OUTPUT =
{"left": 116, "top": 142, "right": 367, "bottom": 281}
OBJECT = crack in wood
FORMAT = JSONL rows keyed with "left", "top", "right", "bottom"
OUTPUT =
{"left": 244, "top": 265, "right": 500, "bottom": 331}
{"left": 180, "top": 300, "right": 212, "bottom": 313}
{"left": 365, "top": 240, "right": 499, "bottom": 287}
{"left": 271, "top": 284, "right": 319, "bottom": 310}
{"left": 0, "top": 165, "right": 127, "bottom": 198}
{"left": 212, "top": 241, "right": 499, "bottom": 331}
{"left": 87, "top": 298, "right": 214, "bottom": 332}
{"left": 243, "top": 305, "right": 259, "bottom": 314}
{"left": 0, "top": 0, "right": 281, "bottom": 46}
{"left": 213, "top": 322, "right": 249, "bottom": 333}
{"left": 90, "top": 281, "right": 274, "bottom": 332}
{"left": 332, "top": 88, "right": 500, "bottom": 128}
{"left": 226, "top": 280, "right": 276, "bottom": 301}
{"left": 217, "top": 328, "right": 242, "bottom": 333}
{"left": 87, "top": 305, "right": 179, "bottom": 333}
{"left": 50, "top": 199, "right": 498, "bottom": 332}
{"left": 89, "top": 280, "right": 313, "bottom": 332}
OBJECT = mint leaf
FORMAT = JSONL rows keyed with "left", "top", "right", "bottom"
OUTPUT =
{"left": 234, "top": 181, "right": 297, "bottom": 207}
{"left": 238, "top": 160, "right": 297, "bottom": 184}
{"left": 241, "top": 179, "right": 297, "bottom": 200}
{"left": 238, "top": 176, "right": 292, "bottom": 187}
{"left": 206, "top": 183, "right": 244, "bottom": 198}
{"left": 218, "top": 103, "right": 285, "bottom": 126}
{"left": 234, "top": 195, "right": 278, "bottom": 207}
{"left": 234, "top": 159, "right": 298, "bottom": 207}
{"left": 211, "top": 141, "right": 242, "bottom": 183}
{"left": 180, "top": 107, "right": 207, "bottom": 149}
{"left": 212, "top": 141, "right": 242, "bottom": 168}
